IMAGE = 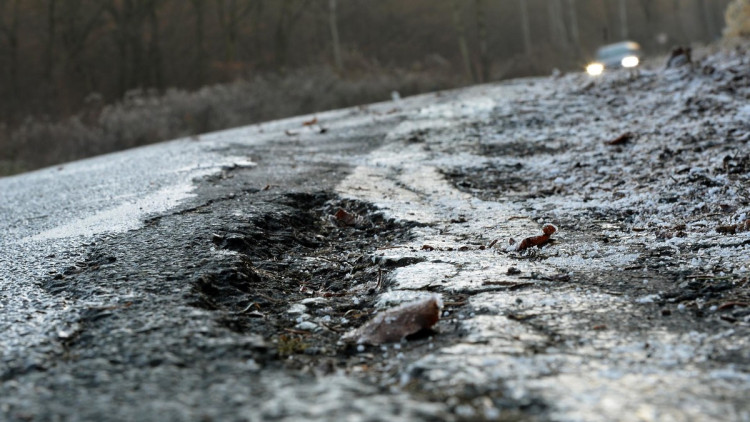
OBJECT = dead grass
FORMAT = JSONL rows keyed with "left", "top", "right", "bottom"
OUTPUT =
{"left": 0, "top": 65, "right": 460, "bottom": 176}
{"left": 724, "top": 0, "right": 750, "bottom": 40}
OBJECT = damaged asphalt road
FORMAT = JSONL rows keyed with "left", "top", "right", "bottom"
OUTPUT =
{"left": 2, "top": 46, "right": 750, "bottom": 421}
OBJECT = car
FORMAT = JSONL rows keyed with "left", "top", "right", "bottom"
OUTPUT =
{"left": 586, "top": 41, "right": 642, "bottom": 76}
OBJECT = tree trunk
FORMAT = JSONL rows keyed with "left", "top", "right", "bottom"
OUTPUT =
{"left": 548, "top": 0, "right": 567, "bottom": 47}
{"left": 106, "top": 0, "right": 151, "bottom": 95}
{"left": 452, "top": 0, "right": 473, "bottom": 82}
{"left": 190, "top": 0, "right": 207, "bottom": 86}
{"left": 698, "top": 0, "right": 717, "bottom": 39}
{"left": 637, "top": 0, "right": 654, "bottom": 25}
{"left": 216, "top": 0, "right": 236, "bottom": 63}
{"left": 567, "top": 0, "right": 580, "bottom": 49}
{"left": 475, "top": 0, "right": 490, "bottom": 82}
{"left": 274, "top": 0, "right": 310, "bottom": 71}
{"left": 130, "top": 7, "right": 146, "bottom": 90}
{"left": 329, "top": 0, "right": 343, "bottom": 71}
{"left": 55, "top": 1, "right": 105, "bottom": 110}
{"left": 0, "top": 0, "right": 21, "bottom": 103}
{"left": 7, "top": 22, "right": 19, "bottom": 102}
{"left": 146, "top": 0, "right": 163, "bottom": 90}
{"left": 593, "top": 0, "right": 610, "bottom": 43}
{"left": 519, "top": 0, "right": 532, "bottom": 56}
{"left": 672, "top": 0, "right": 686, "bottom": 41}
{"left": 227, "top": 2, "right": 239, "bottom": 63}
{"left": 274, "top": 0, "right": 291, "bottom": 70}
{"left": 619, "top": 0, "right": 628, "bottom": 39}
{"left": 44, "top": 0, "right": 57, "bottom": 83}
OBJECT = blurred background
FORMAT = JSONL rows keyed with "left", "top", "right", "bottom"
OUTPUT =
{"left": 0, "top": 0, "right": 740, "bottom": 175}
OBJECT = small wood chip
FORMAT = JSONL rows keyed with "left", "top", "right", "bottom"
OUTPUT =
{"left": 606, "top": 132, "right": 635, "bottom": 146}
{"left": 341, "top": 296, "right": 442, "bottom": 345}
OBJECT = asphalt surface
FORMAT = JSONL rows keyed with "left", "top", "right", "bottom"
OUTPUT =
{"left": 0, "top": 91, "right": 461, "bottom": 421}
{"left": 2, "top": 50, "right": 750, "bottom": 422}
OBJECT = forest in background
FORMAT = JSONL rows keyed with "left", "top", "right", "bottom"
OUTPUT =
{"left": 0, "top": 0, "right": 734, "bottom": 174}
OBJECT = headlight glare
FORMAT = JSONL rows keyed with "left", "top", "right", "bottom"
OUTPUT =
{"left": 621, "top": 56, "right": 639, "bottom": 68}
{"left": 586, "top": 63, "right": 604, "bottom": 76}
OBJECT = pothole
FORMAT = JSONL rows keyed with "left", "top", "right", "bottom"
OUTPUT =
{"left": 187, "top": 192, "right": 431, "bottom": 355}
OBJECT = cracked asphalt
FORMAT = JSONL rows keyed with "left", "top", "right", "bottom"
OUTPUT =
{"left": 2, "top": 46, "right": 750, "bottom": 421}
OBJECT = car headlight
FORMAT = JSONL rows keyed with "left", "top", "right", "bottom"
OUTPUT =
{"left": 621, "top": 55, "right": 639, "bottom": 68}
{"left": 586, "top": 62, "right": 604, "bottom": 76}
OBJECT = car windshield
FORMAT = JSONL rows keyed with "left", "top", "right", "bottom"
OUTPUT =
{"left": 596, "top": 42, "right": 641, "bottom": 60}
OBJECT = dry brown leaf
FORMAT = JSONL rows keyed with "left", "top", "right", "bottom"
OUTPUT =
{"left": 302, "top": 117, "right": 318, "bottom": 126}
{"left": 510, "top": 224, "right": 557, "bottom": 251}
{"left": 341, "top": 296, "right": 442, "bottom": 345}
{"left": 606, "top": 132, "right": 635, "bottom": 146}
{"left": 332, "top": 208, "right": 362, "bottom": 226}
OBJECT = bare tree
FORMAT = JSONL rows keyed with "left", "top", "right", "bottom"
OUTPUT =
{"left": 59, "top": 3, "right": 105, "bottom": 73}
{"left": 189, "top": 0, "right": 207, "bottom": 85}
{"left": 42, "top": 0, "right": 56, "bottom": 83}
{"left": 637, "top": 0, "right": 655, "bottom": 26}
{"left": 0, "top": 0, "right": 21, "bottom": 102}
{"left": 475, "top": 0, "right": 490, "bottom": 82}
{"left": 518, "top": 0, "right": 532, "bottom": 56}
{"left": 548, "top": 0, "right": 568, "bottom": 47}
{"left": 672, "top": 0, "right": 687, "bottom": 40}
{"left": 619, "top": 0, "right": 628, "bottom": 39}
{"left": 698, "top": 0, "right": 717, "bottom": 39}
{"left": 567, "top": 0, "right": 580, "bottom": 48}
{"left": 274, "top": 0, "right": 310, "bottom": 70}
{"left": 145, "top": 0, "right": 163, "bottom": 90}
{"left": 0, "top": 0, "right": 740, "bottom": 128}
{"left": 216, "top": 0, "right": 259, "bottom": 64}
{"left": 52, "top": 0, "right": 106, "bottom": 110}
{"left": 452, "top": 0, "right": 473, "bottom": 81}
{"left": 329, "top": 0, "right": 342, "bottom": 71}
{"left": 105, "top": 0, "right": 164, "bottom": 95}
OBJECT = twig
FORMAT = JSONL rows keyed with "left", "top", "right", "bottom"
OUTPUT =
{"left": 483, "top": 281, "right": 535, "bottom": 290}
{"left": 685, "top": 275, "right": 734, "bottom": 280}
{"left": 717, "top": 302, "right": 749, "bottom": 311}
{"left": 255, "top": 293, "right": 281, "bottom": 303}
{"left": 319, "top": 321, "right": 345, "bottom": 333}
{"left": 239, "top": 302, "right": 260, "bottom": 314}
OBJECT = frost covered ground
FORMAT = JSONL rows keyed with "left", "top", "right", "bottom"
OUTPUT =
{"left": 334, "top": 46, "right": 750, "bottom": 421}
{"left": 1, "top": 45, "right": 749, "bottom": 421}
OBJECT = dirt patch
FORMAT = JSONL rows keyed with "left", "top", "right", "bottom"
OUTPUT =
{"left": 443, "top": 162, "right": 750, "bottom": 323}
{"left": 442, "top": 164, "right": 554, "bottom": 201}
{"left": 39, "top": 186, "right": 456, "bottom": 370}
{"left": 189, "top": 192, "right": 430, "bottom": 348}
{"left": 437, "top": 53, "right": 750, "bottom": 327}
